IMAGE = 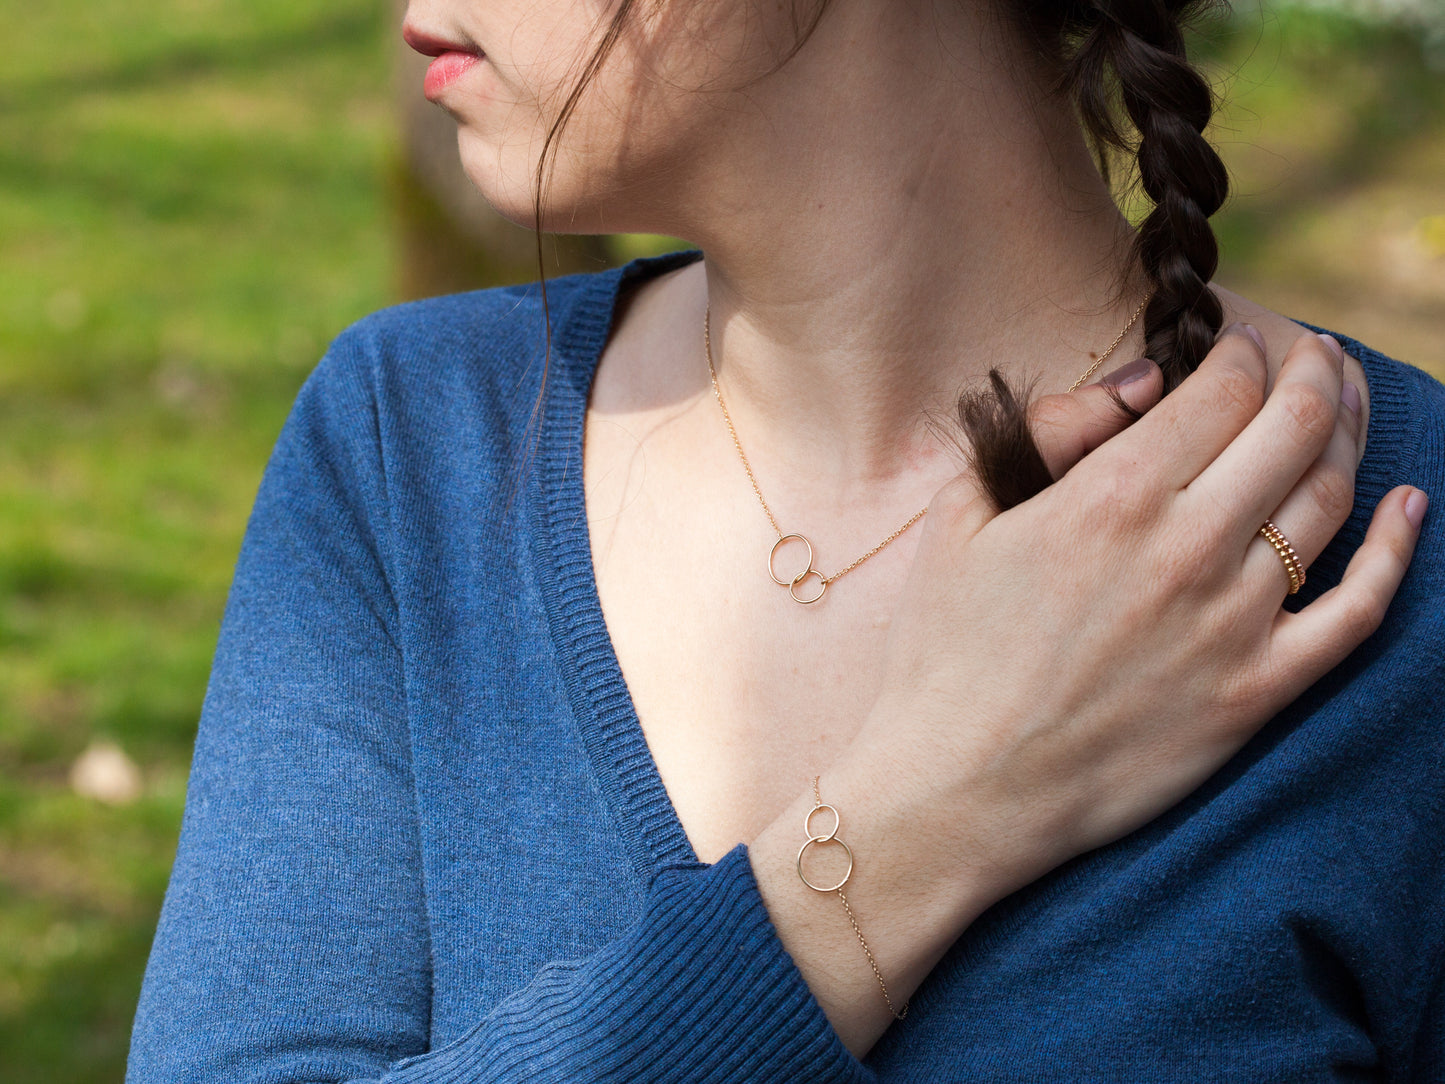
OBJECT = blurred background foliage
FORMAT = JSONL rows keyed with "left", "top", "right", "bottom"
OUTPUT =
{"left": 0, "top": 0, "right": 1442, "bottom": 1078}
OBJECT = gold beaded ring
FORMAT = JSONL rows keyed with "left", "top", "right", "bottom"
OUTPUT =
{"left": 1258, "top": 519, "right": 1306, "bottom": 595}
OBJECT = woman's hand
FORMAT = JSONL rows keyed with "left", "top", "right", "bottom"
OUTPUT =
{"left": 749, "top": 325, "right": 1425, "bottom": 1055}
{"left": 866, "top": 326, "right": 1417, "bottom": 883}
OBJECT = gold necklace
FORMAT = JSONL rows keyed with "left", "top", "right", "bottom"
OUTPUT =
{"left": 703, "top": 296, "right": 1149, "bottom": 605}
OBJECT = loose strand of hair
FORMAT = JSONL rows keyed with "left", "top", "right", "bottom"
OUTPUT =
{"left": 493, "top": 0, "right": 643, "bottom": 527}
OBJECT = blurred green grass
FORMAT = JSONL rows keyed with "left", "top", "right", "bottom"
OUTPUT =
{"left": 0, "top": 2, "right": 1442, "bottom": 1079}
{"left": 1205, "top": 3, "right": 1445, "bottom": 365}
{"left": 1, "top": 2, "right": 394, "bottom": 1078}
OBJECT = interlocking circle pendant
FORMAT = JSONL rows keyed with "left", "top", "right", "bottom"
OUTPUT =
{"left": 768, "top": 533, "right": 829, "bottom": 605}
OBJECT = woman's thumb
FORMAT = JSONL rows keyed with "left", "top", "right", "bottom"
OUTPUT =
{"left": 1028, "top": 358, "right": 1164, "bottom": 480}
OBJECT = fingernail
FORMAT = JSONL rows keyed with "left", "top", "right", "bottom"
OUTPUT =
{"left": 1341, "top": 380, "right": 1361, "bottom": 417}
{"left": 1318, "top": 333, "right": 1345, "bottom": 362}
{"left": 1241, "top": 323, "right": 1267, "bottom": 354}
{"left": 1406, "top": 489, "right": 1428, "bottom": 531}
{"left": 1099, "top": 356, "right": 1153, "bottom": 387}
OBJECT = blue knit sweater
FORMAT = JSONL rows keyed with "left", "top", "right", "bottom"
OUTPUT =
{"left": 128, "top": 251, "right": 1445, "bottom": 1082}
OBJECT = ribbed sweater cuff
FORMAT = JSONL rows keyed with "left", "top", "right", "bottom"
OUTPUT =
{"left": 385, "top": 845, "right": 872, "bottom": 1084}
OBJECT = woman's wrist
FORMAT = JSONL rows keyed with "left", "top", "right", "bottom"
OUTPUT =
{"left": 747, "top": 727, "right": 1021, "bottom": 1055}
{"left": 820, "top": 723, "right": 1043, "bottom": 927}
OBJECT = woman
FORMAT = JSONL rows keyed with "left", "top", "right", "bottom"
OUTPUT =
{"left": 127, "top": 0, "right": 1442, "bottom": 1080}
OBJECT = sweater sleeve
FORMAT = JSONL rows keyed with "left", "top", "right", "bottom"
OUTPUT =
{"left": 1408, "top": 954, "right": 1445, "bottom": 1082}
{"left": 125, "top": 337, "right": 871, "bottom": 1084}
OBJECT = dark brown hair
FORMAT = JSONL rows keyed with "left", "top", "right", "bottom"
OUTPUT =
{"left": 526, "top": 0, "right": 1230, "bottom": 512}
{"left": 960, "top": 0, "right": 1231, "bottom": 507}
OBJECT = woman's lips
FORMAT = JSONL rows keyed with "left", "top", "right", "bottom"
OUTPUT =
{"left": 424, "top": 51, "right": 482, "bottom": 100}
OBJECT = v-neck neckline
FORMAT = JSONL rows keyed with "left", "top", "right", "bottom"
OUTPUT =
{"left": 526, "top": 249, "right": 1408, "bottom": 885}
{"left": 530, "top": 248, "right": 709, "bottom": 882}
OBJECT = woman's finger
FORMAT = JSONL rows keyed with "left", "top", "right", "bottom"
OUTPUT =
{"left": 1243, "top": 378, "right": 1363, "bottom": 596}
{"left": 923, "top": 469, "right": 1002, "bottom": 547}
{"left": 1266, "top": 485, "right": 1426, "bottom": 702}
{"left": 1190, "top": 332, "right": 1346, "bottom": 534}
{"left": 1098, "top": 323, "right": 1268, "bottom": 491}
{"left": 1029, "top": 358, "right": 1164, "bottom": 480}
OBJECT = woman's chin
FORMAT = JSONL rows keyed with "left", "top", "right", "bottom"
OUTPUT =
{"left": 459, "top": 158, "right": 628, "bottom": 236}
{"left": 455, "top": 143, "right": 535, "bottom": 228}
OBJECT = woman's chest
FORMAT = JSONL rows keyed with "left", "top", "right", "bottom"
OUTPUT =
{"left": 582, "top": 408, "right": 921, "bottom": 863}
{"left": 587, "top": 509, "right": 904, "bottom": 863}
{"left": 401, "top": 413, "right": 1426, "bottom": 1077}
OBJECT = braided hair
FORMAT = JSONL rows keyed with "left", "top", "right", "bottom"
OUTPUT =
{"left": 963, "top": 0, "right": 1231, "bottom": 508}
{"left": 1072, "top": 1, "right": 1229, "bottom": 383}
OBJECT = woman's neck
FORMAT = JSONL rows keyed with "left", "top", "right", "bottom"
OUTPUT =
{"left": 631, "top": 0, "right": 1147, "bottom": 488}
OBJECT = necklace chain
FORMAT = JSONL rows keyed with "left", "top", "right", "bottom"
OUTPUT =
{"left": 703, "top": 296, "right": 1149, "bottom": 604}
{"left": 1069, "top": 294, "right": 1151, "bottom": 392}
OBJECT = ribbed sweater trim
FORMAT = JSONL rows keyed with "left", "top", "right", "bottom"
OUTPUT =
{"left": 531, "top": 251, "right": 707, "bottom": 880}
{"left": 385, "top": 847, "right": 867, "bottom": 1083}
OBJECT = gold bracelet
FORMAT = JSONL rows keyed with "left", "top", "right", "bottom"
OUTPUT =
{"left": 797, "top": 776, "right": 908, "bottom": 1020}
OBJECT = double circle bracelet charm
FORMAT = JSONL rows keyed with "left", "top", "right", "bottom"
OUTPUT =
{"left": 796, "top": 801, "right": 854, "bottom": 893}
{"left": 796, "top": 777, "right": 908, "bottom": 1019}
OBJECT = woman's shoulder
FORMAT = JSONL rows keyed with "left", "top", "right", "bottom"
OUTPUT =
{"left": 261, "top": 265, "right": 641, "bottom": 502}
{"left": 298, "top": 251, "right": 701, "bottom": 433}
{"left": 318, "top": 267, "right": 616, "bottom": 399}
{"left": 1217, "top": 285, "right": 1445, "bottom": 495}
{"left": 1300, "top": 327, "right": 1445, "bottom": 681}
{"left": 1320, "top": 324, "right": 1445, "bottom": 498}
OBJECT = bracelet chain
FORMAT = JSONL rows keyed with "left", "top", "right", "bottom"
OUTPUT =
{"left": 798, "top": 776, "right": 908, "bottom": 1021}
